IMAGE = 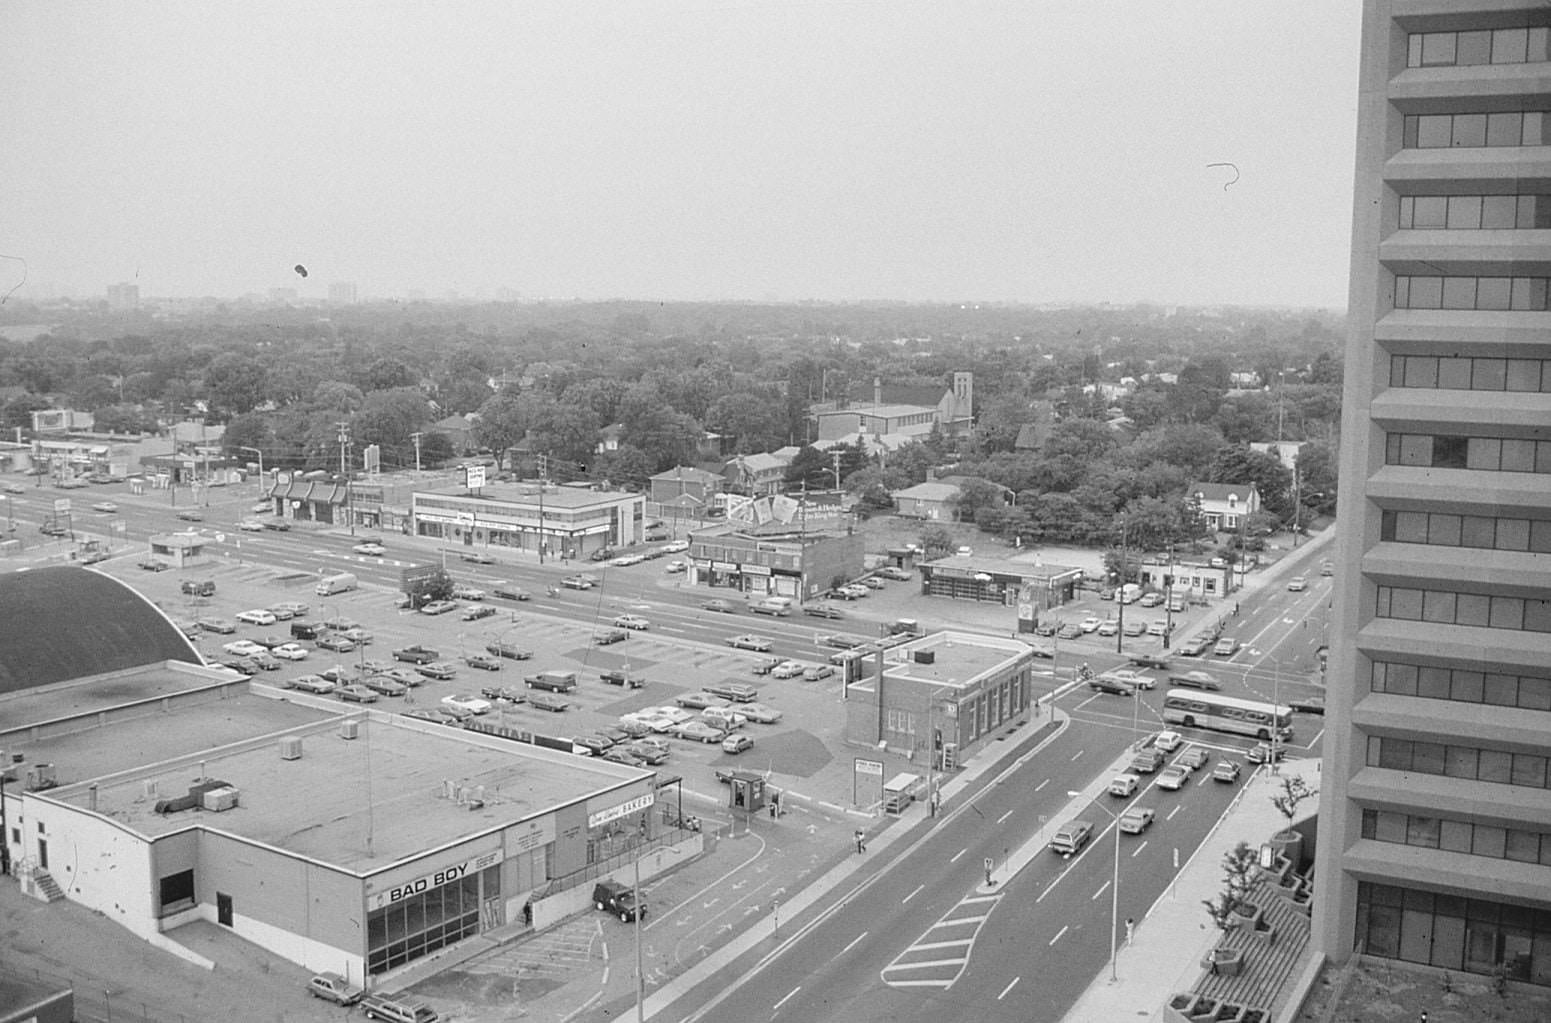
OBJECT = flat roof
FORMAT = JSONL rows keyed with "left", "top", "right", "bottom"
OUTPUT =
{"left": 849, "top": 631, "right": 1028, "bottom": 693}
{"left": 921, "top": 555, "right": 1084, "bottom": 580}
{"left": 420, "top": 484, "right": 639, "bottom": 509}
{"left": 7, "top": 675, "right": 648, "bottom": 873}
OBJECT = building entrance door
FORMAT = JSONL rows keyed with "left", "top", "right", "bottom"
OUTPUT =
{"left": 217, "top": 892, "right": 233, "bottom": 926}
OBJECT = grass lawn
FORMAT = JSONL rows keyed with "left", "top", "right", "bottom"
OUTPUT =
{"left": 1293, "top": 958, "right": 1551, "bottom": 1023}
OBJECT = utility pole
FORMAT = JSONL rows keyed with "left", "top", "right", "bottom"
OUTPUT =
{"left": 1116, "top": 517, "right": 1127, "bottom": 655}
{"left": 830, "top": 450, "right": 842, "bottom": 491}
{"left": 410, "top": 432, "right": 423, "bottom": 472}
{"left": 337, "top": 422, "right": 354, "bottom": 535}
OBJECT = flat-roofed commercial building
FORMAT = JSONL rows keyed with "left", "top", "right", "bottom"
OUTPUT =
{"left": 0, "top": 567, "right": 691, "bottom": 991}
{"left": 1314, "top": 2, "right": 1551, "bottom": 988}
{"left": 412, "top": 483, "right": 645, "bottom": 561}
{"left": 844, "top": 630, "right": 1037, "bottom": 772}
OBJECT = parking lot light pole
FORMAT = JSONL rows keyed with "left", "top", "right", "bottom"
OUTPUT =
{"left": 1070, "top": 790, "right": 1123, "bottom": 982}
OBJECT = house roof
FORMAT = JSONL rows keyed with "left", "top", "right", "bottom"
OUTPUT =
{"left": 651, "top": 466, "right": 722, "bottom": 484}
{"left": 0, "top": 565, "right": 201, "bottom": 695}
{"left": 433, "top": 414, "right": 472, "bottom": 431}
{"left": 894, "top": 481, "right": 961, "bottom": 501}
{"left": 819, "top": 403, "right": 936, "bottom": 421}
{"left": 728, "top": 452, "right": 790, "bottom": 474}
{"left": 1187, "top": 481, "right": 1260, "bottom": 503}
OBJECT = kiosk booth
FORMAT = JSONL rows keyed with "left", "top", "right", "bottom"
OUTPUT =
{"left": 883, "top": 773, "right": 920, "bottom": 816}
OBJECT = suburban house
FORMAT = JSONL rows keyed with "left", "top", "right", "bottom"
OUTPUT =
{"left": 893, "top": 481, "right": 961, "bottom": 520}
{"left": 1187, "top": 481, "right": 1262, "bottom": 532}
{"left": 595, "top": 423, "right": 625, "bottom": 456}
{"left": 723, "top": 451, "right": 794, "bottom": 496}
{"left": 648, "top": 466, "right": 725, "bottom": 509}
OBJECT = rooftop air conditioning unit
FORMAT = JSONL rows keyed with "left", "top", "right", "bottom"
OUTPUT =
{"left": 340, "top": 720, "right": 360, "bottom": 740}
{"left": 278, "top": 736, "right": 303, "bottom": 760}
{"left": 914, "top": 650, "right": 936, "bottom": 665}
{"left": 142, "top": 779, "right": 159, "bottom": 800}
{"left": 201, "top": 787, "right": 240, "bottom": 812}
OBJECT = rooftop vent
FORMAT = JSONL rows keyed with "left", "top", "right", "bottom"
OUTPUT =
{"left": 914, "top": 650, "right": 936, "bottom": 665}
{"left": 340, "top": 720, "right": 360, "bottom": 740}
{"left": 279, "top": 736, "right": 303, "bottom": 760}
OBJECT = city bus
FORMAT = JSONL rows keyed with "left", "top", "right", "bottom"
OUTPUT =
{"left": 1161, "top": 690, "right": 1293, "bottom": 742}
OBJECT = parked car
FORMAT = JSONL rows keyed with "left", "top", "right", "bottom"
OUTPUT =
{"left": 721, "top": 733, "right": 754, "bottom": 754}
{"left": 272, "top": 643, "right": 310, "bottom": 661}
{"left": 315, "top": 633, "right": 356, "bottom": 653}
{"left": 485, "top": 641, "right": 533, "bottom": 660}
{"left": 592, "top": 628, "right": 629, "bottom": 645}
{"left": 703, "top": 681, "right": 758, "bottom": 702}
{"left": 269, "top": 601, "right": 310, "bottom": 619}
{"left": 613, "top": 614, "right": 650, "bottom": 630}
{"left": 402, "top": 708, "right": 463, "bottom": 727}
{"left": 361, "top": 675, "right": 410, "bottom": 698}
{"left": 288, "top": 675, "right": 335, "bottom": 694}
{"left": 675, "top": 691, "right": 728, "bottom": 710}
{"left": 1177, "top": 634, "right": 1214, "bottom": 657}
{"left": 318, "top": 666, "right": 356, "bottom": 684}
{"left": 1079, "top": 616, "right": 1103, "bottom": 633}
{"left": 1122, "top": 619, "right": 1147, "bottom": 637}
{"left": 599, "top": 669, "right": 646, "bottom": 688}
{"left": 462, "top": 605, "right": 498, "bottom": 622}
{"left": 701, "top": 598, "right": 738, "bottom": 614}
{"left": 803, "top": 664, "right": 835, "bottom": 681}
{"left": 1139, "top": 591, "right": 1164, "bottom": 608}
{"left": 673, "top": 720, "right": 727, "bottom": 744}
{"left": 223, "top": 639, "right": 267, "bottom": 657}
{"left": 737, "top": 702, "right": 782, "bottom": 723}
{"left": 572, "top": 733, "right": 615, "bottom": 756}
{"left": 771, "top": 661, "right": 806, "bottom": 680}
{"left": 236, "top": 609, "right": 277, "bottom": 626}
{"left": 480, "top": 684, "right": 526, "bottom": 703}
{"left": 464, "top": 653, "right": 503, "bottom": 671}
{"left": 220, "top": 657, "right": 259, "bottom": 674}
{"left": 625, "top": 739, "right": 670, "bottom": 764}
{"left": 700, "top": 706, "right": 747, "bottom": 730}
{"left": 379, "top": 667, "right": 422, "bottom": 687}
{"left": 307, "top": 973, "right": 364, "bottom": 1006}
{"left": 1096, "top": 619, "right": 1120, "bottom": 637}
{"left": 196, "top": 617, "right": 236, "bottom": 635}
{"left": 527, "top": 693, "right": 570, "bottom": 713}
{"left": 335, "top": 684, "right": 379, "bottom": 704}
{"left": 602, "top": 747, "right": 646, "bottom": 767}
{"left": 877, "top": 566, "right": 913, "bottom": 581}
{"left": 452, "top": 584, "right": 486, "bottom": 600}
{"left": 180, "top": 579, "right": 216, "bottom": 596}
{"left": 393, "top": 645, "right": 439, "bottom": 664}
{"left": 1119, "top": 806, "right": 1156, "bottom": 834}
{"left": 420, "top": 600, "right": 459, "bottom": 616}
{"left": 1147, "top": 619, "right": 1169, "bottom": 637}
{"left": 726, "top": 634, "right": 775, "bottom": 652}
{"left": 416, "top": 662, "right": 458, "bottom": 681}
{"left": 442, "top": 693, "right": 493, "bottom": 715}
{"left": 1057, "top": 622, "right": 1084, "bottom": 640}
{"left": 802, "top": 603, "right": 844, "bottom": 619}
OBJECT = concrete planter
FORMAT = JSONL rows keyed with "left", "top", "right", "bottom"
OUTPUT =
{"left": 1201, "top": 946, "right": 1246, "bottom": 977}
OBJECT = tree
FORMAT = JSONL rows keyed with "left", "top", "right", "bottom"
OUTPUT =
{"left": 589, "top": 444, "right": 654, "bottom": 490}
{"left": 783, "top": 446, "right": 832, "bottom": 491}
{"left": 1, "top": 393, "right": 53, "bottom": 432}
{"left": 704, "top": 390, "right": 789, "bottom": 454}
{"left": 1202, "top": 841, "right": 1260, "bottom": 932}
{"left": 418, "top": 431, "right": 455, "bottom": 466}
{"left": 1295, "top": 441, "right": 1338, "bottom": 517}
{"left": 359, "top": 357, "right": 416, "bottom": 392}
{"left": 919, "top": 524, "right": 955, "bottom": 559}
{"left": 311, "top": 380, "right": 366, "bottom": 415}
{"left": 404, "top": 568, "right": 454, "bottom": 609}
{"left": 202, "top": 354, "right": 271, "bottom": 419}
{"left": 953, "top": 478, "right": 1007, "bottom": 525}
{"left": 1270, "top": 776, "right": 1317, "bottom": 839}
{"left": 353, "top": 388, "right": 431, "bottom": 452}
{"left": 472, "top": 389, "right": 532, "bottom": 469}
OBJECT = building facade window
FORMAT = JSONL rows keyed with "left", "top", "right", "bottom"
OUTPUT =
{"left": 1390, "top": 355, "right": 1551, "bottom": 393}
{"left": 1366, "top": 736, "right": 1551, "bottom": 789}
{"left": 1403, "top": 111, "right": 1551, "bottom": 149}
{"left": 1393, "top": 275, "right": 1551, "bottom": 310}
{"left": 1362, "top": 808, "right": 1551, "bottom": 866}
{"left": 1380, "top": 509, "right": 1551, "bottom": 553}
{"left": 1372, "top": 660, "right": 1551, "bottom": 711}
{"left": 1398, "top": 194, "right": 1551, "bottom": 230}
{"left": 1356, "top": 882, "right": 1550, "bottom": 984}
{"left": 1384, "top": 433, "right": 1551, "bottom": 474}
{"left": 1376, "top": 585, "right": 1551, "bottom": 633}
{"left": 1407, "top": 27, "right": 1551, "bottom": 68}
{"left": 367, "top": 865, "right": 497, "bottom": 975}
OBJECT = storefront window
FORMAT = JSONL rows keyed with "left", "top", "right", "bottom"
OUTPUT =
{"left": 367, "top": 866, "right": 497, "bottom": 975}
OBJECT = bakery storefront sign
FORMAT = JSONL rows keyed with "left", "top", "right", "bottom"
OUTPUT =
{"left": 588, "top": 792, "right": 655, "bottom": 829}
{"left": 370, "top": 849, "right": 501, "bottom": 909}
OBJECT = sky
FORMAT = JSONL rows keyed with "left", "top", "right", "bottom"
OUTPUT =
{"left": 0, "top": 1, "right": 1363, "bottom": 308}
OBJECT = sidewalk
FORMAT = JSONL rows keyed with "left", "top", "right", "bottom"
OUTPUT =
{"left": 1061, "top": 758, "right": 1322, "bottom": 1023}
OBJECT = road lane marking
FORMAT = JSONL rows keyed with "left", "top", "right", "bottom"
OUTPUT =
{"left": 950, "top": 848, "right": 966, "bottom": 863}
{"left": 842, "top": 932, "right": 868, "bottom": 953}
{"left": 999, "top": 977, "right": 1021, "bottom": 1000}
{"left": 883, "top": 890, "right": 1003, "bottom": 990}
{"left": 1167, "top": 805, "right": 1183, "bottom": 819}
{"left": 911, "top": 938, "right": 973, "bottom": 950}
{"left": 1071, "top": 750, "right": 1085, "bottom": 761}
{"left": 886, "top": 979, "right": 954, "bottom": 988}
{"left": 960, "top": 895, "right": 998, "bottom": 905}
{"left": 903, "top": 883, "right": 924, "bottom": 904}
{"left": 1035, "top": 778, "right": 1049, "bottom": 791}
{"left": 1132, "top": 841, "right": 1148, "bottom": 857}
{"left": 1049, "top": 925, "right": 1068, "bottom": 945}
{"left": 997, "top": 808, "right": 1015, "bottom": 824}
{"left": 1092, "top": 880, "right": 1110, "bottom": 901}
{"left": 773, "top": 986, "right": 801, "bottom": 1011}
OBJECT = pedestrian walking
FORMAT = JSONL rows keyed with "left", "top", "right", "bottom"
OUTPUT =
{"left": 855, "top": 828, "right": 866, "bottom": 854}
{"left": 930, "top": 792, "right": 940, "bottom": 817}
{"left": 1125, "top": 917, "right": 1135, "bottom": 945}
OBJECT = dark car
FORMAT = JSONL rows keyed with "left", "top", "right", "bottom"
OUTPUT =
{"left": 1289, "top": 696, "right": 1326, "bottom": 715}
{"left": 181, "top": 579, "right": 216, "bottom": 596}
{"left": 262, "top": 519, "right": 291, "bottom": 531}
{"left": 593, "top": 879, "right": 644, "bottom": 921}
{"left": 481, "top": 684, "right": 526, "bottom": 703}
{"left": 572, "top": 734, "right": 615, "bottom": 756}
{"left": 592, "top": 629, "right": 628, "bottom": 646}
{"left": 802, "top": 603, "right": 844, "bottom": 619}
{"left": 393, "top": 645, "right": 439, "bottom": 664}
{"left": 1129, "top": 654, "right": 1170, "bottom": 671}
{"left": 196, "top": 618, "right": 236, "bottom": 635}
{"left": 464, "top": 653, "right": 503, "bottom": 671}
{"left": 600, "top": 669, "right": 646, "bottom": 688}
{"left": 315, "top": 633, "right": 355, "bottom": 652}
{"left": 415, "top": 661, "right": 458, "bottom": 680}
{"left": 485, "top": 641, "right": 533, "bottom": 660}
{"left": 138, "top": 558, "right": 169, "bottom": 571}
{"left": 493, "top": 583, "right": 531, "bottom": 601}
{"left": 360, "top": 675, "right": 410, "bottom": 697}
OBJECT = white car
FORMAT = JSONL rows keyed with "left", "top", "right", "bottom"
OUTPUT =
{"left": 91, "top": 501, "right": 119, "bottom": 513}
{"left": 272, "top": 643, "right": 310, "bottom": 661}
{"left": 237, "top": 519, "right": 266, "bottom": 531}
{"left": 1155, "top": 730, "right": 1184, "bottom": 753}
{"left": 1079, "top": 616, "right": 1103, "bottom": 633}
{"left": 1147, "top": 619, "right": 1168, "bottom": 636}
{"left": 661, "top": 540, "right": 690, "bottom": 553}
{"left": 1157, "top": 764, "right": 1191, "bottom": 791}
{"left": 613, "top": 614, "right": 650, "bottom": 631}
{"left": 235, "top": 609, "right": 278, "bottom": 626}
{"left": 771, "top": 661, "right": 806, "bottom": 679}
{"left": 738, "top": 702, "right": 783, "bottom": 723}
{"left": 1214, "top": 637, "right": 1240, "bottom": 657}
{"left": 222, "top": 639, "right": 267, "bottom": 657}
{"left": 451, "top": 584, "right": 486, "bottom": 600}
{"left": 442, "top": 693, "right": 493, "bottom": 715}
{"left": 1102, "top": 668, "right": 1154, "bottom": 690}
{"left": 353, "top": 542, "right": 386, "bottom": 556}
{"left": 664, "top": 559, "right": 687, "bottom": 574}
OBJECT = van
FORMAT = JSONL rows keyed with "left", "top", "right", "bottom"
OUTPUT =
{"left": 1118, "top": 583, "right": 1143, "bottom": 604}
{"left": 315, "top": 572, "right": 358, "bottom": 596}
{"left": 359, "top": 992, "right": 440, "bottom": 1022}
{"left": 750, "top": 596, "right": 793, "bottom": 617}
{"left": 290, "top": 620, "right": 322, "bottom": 641}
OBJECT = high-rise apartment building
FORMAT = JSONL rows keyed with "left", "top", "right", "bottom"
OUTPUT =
{"left": 1314, "top": 2, "right": 1551, "bottom": 987}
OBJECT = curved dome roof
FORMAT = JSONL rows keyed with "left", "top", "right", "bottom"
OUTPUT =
{"left": 0, "top": 565, "right": 201, "bottom": 695}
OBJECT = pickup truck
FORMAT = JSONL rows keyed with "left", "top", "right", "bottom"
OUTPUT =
{"left": 524, "top": 670, "right": 578, "bottom": 692}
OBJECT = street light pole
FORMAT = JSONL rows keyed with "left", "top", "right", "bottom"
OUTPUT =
{"left": 1070, "top": 790, "right": 1123, "bottom": 982}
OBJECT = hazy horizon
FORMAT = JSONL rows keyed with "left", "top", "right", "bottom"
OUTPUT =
{"left": 2, "top": 2, "right": 1362, "bottom": 308}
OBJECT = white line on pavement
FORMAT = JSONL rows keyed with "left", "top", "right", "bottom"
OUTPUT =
{"left": 1132, "top": 841, "right": 1148, "bottom": 857}
{"left": 1092, "top": 880, "right": 1110, "bottom": 901}
{"left": 997, "top": 808, "right": 1015, "bottom": 824}
{"left": 1167, "top": 805, "right": 1182, "bottom": 820}
{"left": 1035, "top": 778, "right": 1049, "bottom": 791}
{"left": 950, "top": 848, "right": 966, "bottom": 863}
{"left": 773, "top": 986, "right": 801, "bottom": 1011}
{"left": 903, "top": 883, "right": 924, "bottom": 904}
{"left": 999, "top": 977, "right": 1021, "bottom": 1000}
{"left": 842, "top": 932, "right": 868, "bottom": 953}
{"left": 1049, "top": 925, "right": 1068, "bottom": 945}
{"left": 1071, "top": 750, "right": 1085, "bottom": 760}
{"left": 909, "top": 938, "right": 973, "bottom": 951}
